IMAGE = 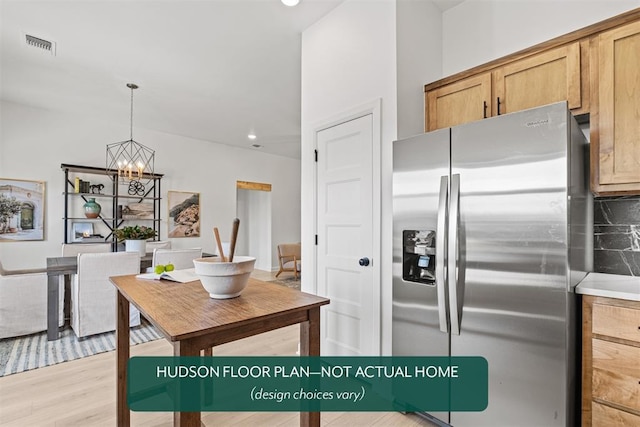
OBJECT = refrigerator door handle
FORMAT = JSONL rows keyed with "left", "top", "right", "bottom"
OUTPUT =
{"left": 435, "top": 175, "right": 449, "bottom": 333}
{"left": 449, "top": 173, "right": 463, "bottom": 335}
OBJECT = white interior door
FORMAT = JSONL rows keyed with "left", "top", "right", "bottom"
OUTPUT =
{"left": 316, "top": 114, "right": 377, "bottom": 356}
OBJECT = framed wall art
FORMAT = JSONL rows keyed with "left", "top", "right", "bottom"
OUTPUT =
{"left": 121, "top": 202, "right": 154, "bottom": 220}
{"left": 0, "top": 178, "right": 46, "bottom": 242}
{"left": 168, "top": 191, "right": 200, "bottom": 238}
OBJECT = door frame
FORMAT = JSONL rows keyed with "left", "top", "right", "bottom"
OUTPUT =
{"left": 307, "top": 98, "right": 382, "bottom": 354}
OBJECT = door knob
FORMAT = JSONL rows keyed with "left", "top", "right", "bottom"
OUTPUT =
{"left": 359, "top": 257, "right": 370, "bottom": 267}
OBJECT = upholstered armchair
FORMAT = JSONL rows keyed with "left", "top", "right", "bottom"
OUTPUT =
{"left": 0, "top": 261, "right": 64, "bottom": 339}
{"left": 71, "top": 252, "right": 141, "bottom": 338}
{"left": 276, "top": 243, "right": 301, "bottom": 279}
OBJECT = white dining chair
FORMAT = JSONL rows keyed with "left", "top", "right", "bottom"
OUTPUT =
{"left": 146, "top": 240, "right": 172, "bottom": 252}
{"left": 61, "top": 243, "right": 112, "bottom": 319}
{"left": 0, "top": 261, "right": 64, "bottom": 339}
{"left": 152, "top": 248, "right": 202, "bottom": 270}
{"left": 61, "top": 243, "right": 112, "bottom": 286}
{"left": 62, "top": 243, "right": 112, "bottom": 257}
{"left": 71, "top": 252, "right": 141, "bottom": 338}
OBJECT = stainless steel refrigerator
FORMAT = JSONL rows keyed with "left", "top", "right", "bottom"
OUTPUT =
{"left": 392, "top": 102, "right": 592, "bottom": 427}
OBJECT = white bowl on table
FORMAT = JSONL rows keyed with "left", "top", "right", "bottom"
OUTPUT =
{"left": 193, "top": 256, "right": 256, "bottom": 299}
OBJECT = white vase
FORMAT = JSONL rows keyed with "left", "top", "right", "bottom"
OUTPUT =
{"left": 125, "top": 239, "right": 147, "bottom": 256}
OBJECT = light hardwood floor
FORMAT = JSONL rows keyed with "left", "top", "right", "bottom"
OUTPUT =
{"left": 0, "top": 270, "right": 432, "bottom": 427}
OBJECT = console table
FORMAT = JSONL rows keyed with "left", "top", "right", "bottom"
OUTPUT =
{"left": 110, "top": 274, "right": 329, "bottom": 427}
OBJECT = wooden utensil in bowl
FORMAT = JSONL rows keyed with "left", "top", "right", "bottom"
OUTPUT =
{"left": 228, "top": 218, "right": 240, "bottom": 262}
{"left": 213, "top": 227, "right": 226, "bottom": 262}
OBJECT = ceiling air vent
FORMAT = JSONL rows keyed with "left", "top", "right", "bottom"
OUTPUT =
{"left": 25, "top": 34, "right": 56, "bottom": 55}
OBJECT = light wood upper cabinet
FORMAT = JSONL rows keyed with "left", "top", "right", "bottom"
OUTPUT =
{"left": 425, "top": 42, "right": 585, "bottom": 132}
{"left": 493, "top": 42, "right": 582, "bottom": 116}
{"left": 425, "top": 73, "right": 491, "bottom": 131}
{"left": 423, "top": 8, "right": 640, "bottom": 194}
{"left": 591, "top": 19, "right": 640, "bottom": 195}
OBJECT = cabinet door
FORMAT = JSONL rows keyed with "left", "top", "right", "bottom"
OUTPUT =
{"left": 493, "top": 42, "right": 582, "bottom": 116}
{"left": 593, "top": 402, "right": 640, "bottom": 426}
{"left": 592, "top": 303, "right": 640, "bottom": 343}
{"left": 592, "top": 339, "right": 640, "bottom": 413}
{"left": 591, "top": 20, "right": 640, "bottom": 194}
{"left": 425, "top": 73, "right": 491, "bottom": 131}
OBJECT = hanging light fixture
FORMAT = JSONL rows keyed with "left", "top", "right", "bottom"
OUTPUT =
{"left": 106, "top": 83, "right": 155, "bottom": 194}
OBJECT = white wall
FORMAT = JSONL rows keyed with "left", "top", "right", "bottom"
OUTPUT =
{"left": 0, "top": 100, "right": 300, "bottom": 270}
{"left": 236, "top": 188, "right": 272, "bottom": 271}
{"left": 442, "top": 0, "right": 640, "bottom": 76}
{"left": 301, "top": 0, "right": 398, "bottom": 355}
{"left": 397, "top": 0, "right": 443, "bottom": 139}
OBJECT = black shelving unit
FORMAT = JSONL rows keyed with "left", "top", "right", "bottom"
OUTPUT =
{"left": 61, "top": 163, "right": 163, "bottom": 250}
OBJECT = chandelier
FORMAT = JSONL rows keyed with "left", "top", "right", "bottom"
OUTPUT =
{"left": 106, "top": 83, "right": 155, "bottom": 187}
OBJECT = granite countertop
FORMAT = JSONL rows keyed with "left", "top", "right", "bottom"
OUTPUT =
{"left": 576, "top": 272, "right": 640, "bottom": 302}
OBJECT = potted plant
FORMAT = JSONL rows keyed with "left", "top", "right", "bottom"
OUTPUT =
{"left": 114, "top": 225, "right": 157, "bottom": 255}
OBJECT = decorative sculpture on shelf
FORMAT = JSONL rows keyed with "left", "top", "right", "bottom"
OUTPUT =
{"left": 89, "top": 183, "right": 104, "bottom": 194}
{"left": 128, "top": 180, "right": 145, "bottom": 196}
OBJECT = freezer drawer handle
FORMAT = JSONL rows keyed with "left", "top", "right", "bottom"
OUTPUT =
{"left": 358, "top": 257, "right": 370, "bottom": 267}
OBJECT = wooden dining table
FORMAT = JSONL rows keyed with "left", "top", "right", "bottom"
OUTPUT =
{"left": 110, "top": 274, "right": 330, "bottom": 427}
{"left": 45, "top": 252, "right": 214, "bottom": 341}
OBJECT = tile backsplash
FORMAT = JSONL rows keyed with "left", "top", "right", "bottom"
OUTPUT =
{"left": 594, "top": 196, "right": 640, "bottom": 276}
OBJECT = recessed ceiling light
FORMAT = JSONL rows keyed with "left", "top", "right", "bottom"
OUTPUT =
{"left": 281, "top": 0, "right": 300, "bottom": 6}
{"left": 248, "top": 133, "right": 257, "bottom": 140}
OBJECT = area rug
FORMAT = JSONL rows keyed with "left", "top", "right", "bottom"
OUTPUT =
{"left": 0, "top": 318, "right": 162, "bottom": 377}
{"left": 267, "top": 275, "right": 301, "bottom": 290}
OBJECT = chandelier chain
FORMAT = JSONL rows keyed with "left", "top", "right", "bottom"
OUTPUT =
{"left": 130, "top": 86, "right": 134, "bottom": 141}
